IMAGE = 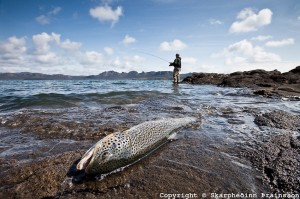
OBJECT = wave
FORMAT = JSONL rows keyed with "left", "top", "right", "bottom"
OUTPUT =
{"left": 111, "top": 82, "right": 128, "bottom": 85}
{"left": 0, "top": 91, "right": 167, "bottom": 111}
{"left": 0, "top": 93, "right": 80, "bottom": 111}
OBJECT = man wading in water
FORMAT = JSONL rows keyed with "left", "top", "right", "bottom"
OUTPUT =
{"left": 169, "top": 53, "right": 181, "bottom": 84}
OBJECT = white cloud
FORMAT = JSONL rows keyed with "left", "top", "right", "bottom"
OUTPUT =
{"left": 122, "top": 35, "right": 136, "bottom": 46}
{"left": 36, "top": 7, "right": 61, "bottom": 25}
{"left": 159, "top": 39, "right": 187, "bottom": 51}
{"left": 0, "top": 36, "right": 27, "bottom": 59}
{"left": 229, "top": 8, "right": 273, "bottom": 33}
{"left": 59, "top": 39, "right": 82, "bottom": 51}
{"left": 182, "top": 57, "right": 197, "bottom": 64}
{"left": 113, "top": 57, "right": 121, "bottom": 66}
{"left": 35, "top": 52, "right": 57, "bottom": 63}
{"left": 32, "top": 32, "right": 82, "bottom": 63}
{"left": 89, "top": 5, "right": 123, "bottom": 26}
{"left": 210, "top": 40, "right": 298, "bottom": 73}
{"left": 36, "top": 15, "right": 50, "bottom": 25}
{"left": 104, "top": 47, "right": 114, "bottom": 55}
{"left": 49, "top": 7, "right": 61, "bottom": 15}
{"left": 251, "top": 35, "right": 272, "bottom": 41}
{"left": 298, "top": 16, "right": 300, "bottom": 20}
{"left": 209, "top": 18, "right": 223, "bottom": 25}
{"left": 1, "top": 33, "right": 112, "bottom": 74}
{"left": 125, "top": 55, "right": 143, "bottom": 62}
{"left": 0, "top": 36, "right": 27, "bottom": 65}
{"left": 122, "top": 55, "right": 144, "bottom": 70}
{"left": 81, "top": 51, "right": 104, "bottom": 66}
{"left": 31, "top": 32, "right": 59, "bottom": 63}
{"left": 212, "top": 39, "right": 281, "bottom": 65}
{"left": 265, "top": 38, "right": 295, "bottom": 47}
{"left": 32, "top": 32, "right": 60, "bottom": 55}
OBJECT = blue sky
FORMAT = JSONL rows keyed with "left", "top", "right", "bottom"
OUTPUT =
{"left": 0, "top": 0, "right": 300, "bottom": 75}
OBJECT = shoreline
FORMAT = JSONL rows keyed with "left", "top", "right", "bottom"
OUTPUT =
{"left": 182, "top": 66, "right": 300, "bottom": 99}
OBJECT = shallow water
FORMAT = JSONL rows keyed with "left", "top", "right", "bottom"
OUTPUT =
{"left": 0, "top": 80, "right": 299, "bottom": 198}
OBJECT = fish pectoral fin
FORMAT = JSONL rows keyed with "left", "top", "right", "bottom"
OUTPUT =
{"left": 76, "top": 147, "right": 95, "bottom": 171}
{"left": 168, "top": 132, "right": 179, "bottom": 141}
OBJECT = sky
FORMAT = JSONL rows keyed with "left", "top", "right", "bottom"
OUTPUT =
{"left": 0, "top": 0, "right": 300, "bottom": 75}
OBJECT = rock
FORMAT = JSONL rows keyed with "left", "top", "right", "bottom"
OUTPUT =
{"left": 254, "top": 110, "right": 300, "bottom": 131}
{"left": 0, "top": 151, "right": 84, "bottom": 199}
{"left": 255, "top": 83, "right": 274, "bottom": 87}
{"left": 289, "top": 66, "right": 300, "bottom": 74}
{"left": 220, "top": 69, "right": 282, "bottom": 88}
{"left": 253, "top": 89, "right": 273, "bottom": 96}
{"left": 182, "top": 73, "right": 227, "bottom": 85}
{"left": 277, "top": 87, "right": 300, "bottom": 93}
{"left": 243, "top": 134, "right": 300, "bottom": 193}
{"left": 182, "top": 66, "right": 300, "bottom": 99}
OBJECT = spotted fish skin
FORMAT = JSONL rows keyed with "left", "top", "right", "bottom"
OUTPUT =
{"left": 76, "top": 117, "right": 196, "bottom": 175}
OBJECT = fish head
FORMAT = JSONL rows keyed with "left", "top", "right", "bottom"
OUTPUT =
{"left": 76, "top": 133, "right": 131, "bottom": 175}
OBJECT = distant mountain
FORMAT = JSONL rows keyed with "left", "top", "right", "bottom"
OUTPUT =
{"left": 0, "top": 72, "right": 81, "bottom": 80}
{"left": 0, "top": 71, "right": 192, "bottom": 80}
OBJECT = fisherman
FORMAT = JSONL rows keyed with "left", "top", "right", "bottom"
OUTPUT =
{"left": 169, "top": 53, "right": 181, "bottom": 84}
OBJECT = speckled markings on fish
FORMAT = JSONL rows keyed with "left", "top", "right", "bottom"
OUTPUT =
{"left": 76, "top": 117, "right": 196, "bottom": 176}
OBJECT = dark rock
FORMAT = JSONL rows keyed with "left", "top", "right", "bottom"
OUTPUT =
{"left": 227, "top": 118, "right": 245, "bottom": 125}
{"left": 0, "top": 151, "right": 84, "bottom": 199}
{"left": 277, "top": 87, "right": 300, "bottom": 93}
{"left": 229, "top": 71, "right": 243, "bottom": 76}
{"left": 253, "top": 89, "right": 277, "bottom": 97}
{"left": 243, "top": 134, "right": 300, "bottom": 193}
{"left": 246, "top": 69, "right": 269, "bottom": 75}
{"left": 289, "top": 66, "right": 300, "bottom": 74}
{"left": 254, "top": 110, "right": 300, "bottom": 131}
{"left": 256, "top": 83, "right": 273, "bottom": 87}
{"left": 182, "top": 66, "right": 300, "bottom": 99}
{"left": 182, "top": 73, "right": 227, "bottom": 84}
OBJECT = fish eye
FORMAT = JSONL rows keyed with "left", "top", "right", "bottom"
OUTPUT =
{"left": 101, "top": 151, "right": 111, "bottom": 161}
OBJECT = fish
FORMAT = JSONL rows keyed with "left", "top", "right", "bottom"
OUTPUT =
{"left": 76, "top": 117, "right": 196, "bottom": 176}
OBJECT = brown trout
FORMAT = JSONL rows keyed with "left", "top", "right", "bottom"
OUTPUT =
{"left": 76, "top": 117, "right": 196, "bottom": 175}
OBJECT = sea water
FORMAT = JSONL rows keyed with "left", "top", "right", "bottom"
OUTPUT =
{"left": 0, "top": 80, "right": 299, "bottom": 113}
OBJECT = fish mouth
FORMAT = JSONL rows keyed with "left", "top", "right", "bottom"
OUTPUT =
{"left": 76, "top": 147, "right": 95, "bottom": 171}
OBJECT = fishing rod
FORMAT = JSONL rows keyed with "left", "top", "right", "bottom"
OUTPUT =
{"left": 135, "top": 50, "right": 170, "bottom": 63}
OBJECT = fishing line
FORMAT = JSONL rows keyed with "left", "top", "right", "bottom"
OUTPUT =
{"left": 135, "top": 50, "right": 170, "bottom": 63}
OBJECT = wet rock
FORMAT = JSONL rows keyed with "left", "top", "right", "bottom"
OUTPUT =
{"left": 277, "top": 86, "right": 300, "bottom": 93}
{"left": 253, "top": 89, "right": 274, "bottom": 97}
{"left": 220, "top": 69, "right": 282, "bottom": 89}
{"left": 182, "top": 73, "right": 227, "bottom": 85}
{"left": 243, "top": 134, "right": 300, "bottom": 193}
{"left": 0, "top": 133, "right": 268, "bottom": 198}
{"left": 254, "top": 110, "right": 300, "bottom": 131}
{"left": 227, "top": 118, "right": 245, "bottom": 125}
{"left": 182, "top": 66, "right": 300, "bottom": 99}
{"left": 0, "top": 108, "right": 138, "bottom": 141}
{"left": 0, "top": 150, "right": 84, "bottom": 199}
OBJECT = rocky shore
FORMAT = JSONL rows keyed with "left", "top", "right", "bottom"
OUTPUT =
{"left": 244, "top": 110, "right": 300, "bottom": 193}
{"left": 182, "top": 66, "right": 300, "bottom": 99}
{"left": 0, "top": 73, "right": 299, "bottom": 198}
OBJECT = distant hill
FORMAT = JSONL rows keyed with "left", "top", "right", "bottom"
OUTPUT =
{"left": 0, "top": 71, "right": 192, "bottom": 80}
